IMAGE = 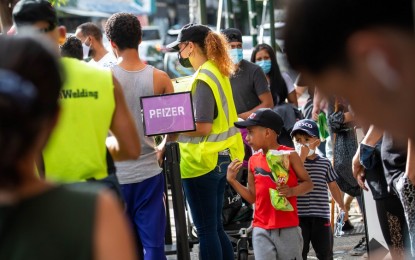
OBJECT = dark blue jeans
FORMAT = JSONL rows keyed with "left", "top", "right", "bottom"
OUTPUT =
{"left": 182, "top": 155, "right": 234, "bottom": 260}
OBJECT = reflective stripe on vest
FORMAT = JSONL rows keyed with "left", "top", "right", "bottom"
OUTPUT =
{"left": 178, "top": 69, "right": 236, "bottom": 144}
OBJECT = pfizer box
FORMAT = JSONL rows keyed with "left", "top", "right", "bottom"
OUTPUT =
{"left": 140, "top": 92, "right": 195, "bottom": 136}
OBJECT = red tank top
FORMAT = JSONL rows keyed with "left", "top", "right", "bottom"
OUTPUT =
{"left": 249, "top": 146, "right": 299, "bottom": 229}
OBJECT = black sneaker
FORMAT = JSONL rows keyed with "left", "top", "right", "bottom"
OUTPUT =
{"left": 349, "top": 237, "right": 366, "bottom": 256}
{"left": 342, "top": 219, "right": 354, "bottom": 231}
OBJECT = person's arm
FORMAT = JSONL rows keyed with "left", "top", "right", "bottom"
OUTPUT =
{"left": 108, "top": 76, "right": 141, "bottom": 161}
{"left": 238, "top": 91, "right": 274, "bottom": 120}
{"left": 94, "top": 191, "right": 138, "bottom": 260}
{"left": 152, "top": 69, "right": 178, "bottom": 165}
{"left": 328, "top": 181, "right": 346, "bottom": 212}
{"left": 238, "top": 67, "right": 274, "bottom": 119}
{"left": 278, "top": 151, "right": 313, "bottom": 197}
{"left": 281, "top": 72, "right": 298, "bottom": 107}
{"left": 181, "top": 80, "right": 216, "bottom": 137}
{"left": 312, "top": 86, "right": 323, "bottom": 121}
{"left": 227, "top": 159, "right": 256, "bottom": 204}
{"left": 352, "top": 125, "right": 383, "bottom": 190}
{"left": 343, "top": 112, "right": 354, "bottom": 123}
{"left": 406, "top": 139, "right": 415, "bottom": 185}
{"left": 287, "top": 90, "right": 298, "bottom": 107}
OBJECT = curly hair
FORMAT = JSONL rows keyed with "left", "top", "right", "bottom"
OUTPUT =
{"left": 204, "top": 31, "right": 235, "bottom": 77}
{"left": 77, "top": 22, "right": 102, "bottom": 41}
{"left": 60, "top": 36, "right": 83, "bottom": 60}
{"left": 105, "top": 12, "right": 142, "bottom": 51}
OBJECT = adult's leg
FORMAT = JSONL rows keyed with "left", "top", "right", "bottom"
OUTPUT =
{"left": 182, "top": 160, "right": 231, "bottom": 260}
{"left": 121, "top": 173, "right": 167, "bottom": 260}
{"left": 215, "top": 155, "right": 234, "bottom": 259}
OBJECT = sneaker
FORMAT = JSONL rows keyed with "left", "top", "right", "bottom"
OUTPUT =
{"left": 342, "top": 219, "right": 355, "bottom": 231}
{"left": 349, "top": 237, "right": 366, "bottom": 256}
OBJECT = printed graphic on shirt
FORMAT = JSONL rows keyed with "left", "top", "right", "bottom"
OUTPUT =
{"left": 254, "top": 167, "right": 275, "bottom": 183}
{"left": 60, "top": 89, "right": 99, "bottom": 100}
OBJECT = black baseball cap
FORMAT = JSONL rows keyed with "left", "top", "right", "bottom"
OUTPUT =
{"left": 12, "top": 0, "right": 57, "bottom": 29}
{"left": 234, "top": 108, "right": 284, "bottom": 134}
{"left": 221, "top": 28, "right": 242, "bottom": 43}
{"left": 291, "top": 119, "right": 320, "bottom": 138}
{"left": 166, "top": 23, "right": 211, "bottom": 50}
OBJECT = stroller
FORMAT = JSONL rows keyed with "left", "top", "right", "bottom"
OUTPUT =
{"left": 185, "top": 167, "right": 254, "bottom": 260}
{"left": 185, "top": 128, "right": 255, "bottom": 259}
{"left": 222, "top": 166, "right": 254, "bottom": 260}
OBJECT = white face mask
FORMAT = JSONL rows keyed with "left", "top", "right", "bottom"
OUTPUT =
{"left": 82, "top": 40, "right": 91, "bottom": 59}
{"left": 304, "top": 143, "right": 315, "bottom": 157}
{"left": 295, "top": 139, "right": 318, "bottom": 157}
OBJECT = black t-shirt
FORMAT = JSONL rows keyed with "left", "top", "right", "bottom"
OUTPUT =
{"left": 364, "top": 142, "right": 390, "bottom": 200}
{"left": 381, "top": 132, "right": 407, "bottom": 193}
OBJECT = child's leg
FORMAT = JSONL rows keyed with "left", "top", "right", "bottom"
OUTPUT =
{"left": 273, "top": 227, "right": 303, "bottom": 260}
{"left": 309, "top": 217, "right": 333, "bottom": 260}
{"left": 299, "top": 217, "right": 313, "bottom": 260}
{"left": 252, "top": 227, "right": 277, "bottom": 260}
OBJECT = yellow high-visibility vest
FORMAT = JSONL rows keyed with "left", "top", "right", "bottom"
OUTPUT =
{"left": 43, "top": 58, "right": 115, "bottom": 182}
{"left": 178, "top": 60, "right": 244, "bottom": 178}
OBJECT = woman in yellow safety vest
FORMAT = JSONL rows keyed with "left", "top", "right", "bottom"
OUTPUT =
{"left": 167, "top": 24, "right": 244, "bottom": 260}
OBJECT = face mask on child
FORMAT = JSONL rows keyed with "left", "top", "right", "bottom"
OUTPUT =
{"left": 295, "top": 139, "right": 318, "bottom": 157}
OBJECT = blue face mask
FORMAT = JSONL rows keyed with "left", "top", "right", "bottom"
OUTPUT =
{"left": 229, "top": 48, "right": 243, "bottom": 64}
{"left": 256, "top": 60, "right": 272, "bottom": 74}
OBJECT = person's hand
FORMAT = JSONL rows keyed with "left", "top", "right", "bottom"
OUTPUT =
{"left": 156, "top": 147, "right": 165, "bottom": 167}
{"left": 227, "top": 159, "right": 243, "bottom": 182}
{"left": 357, "top": 171, "right": 369, "bottom": 191}
{"left": 352, "top": 149, "right": 363, "bottom": 180}
{"left": 300, "top": 144, "right": 310, "bottom": 156}
{"left": 309, "top": 139, "right": 320, "bottom": 151}
{"left": 278, "top": 184, "right": 294, "bottom": 197}
{"left": 312, "top": 106, "right": 320, "bottom": 121}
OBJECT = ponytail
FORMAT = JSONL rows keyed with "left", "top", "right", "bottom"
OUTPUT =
{"left": 204, "top": 31, "right": 235, "bottom": 77}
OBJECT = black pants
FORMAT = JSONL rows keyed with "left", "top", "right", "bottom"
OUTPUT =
{"left": 300, "top": 216, "right": 333, "bottom": 260}
{"left": 375, "top": 194, "right": 414, "bottom": 259}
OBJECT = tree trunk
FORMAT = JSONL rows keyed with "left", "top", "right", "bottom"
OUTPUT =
{"left": 0, "top": 0, "right": 19, "bottom": 33}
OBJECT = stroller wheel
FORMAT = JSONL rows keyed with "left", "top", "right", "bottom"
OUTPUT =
{"left": 237, "top": 251, "right": 248, "bottom": 260}
{"left": 237, "top": 236, "right": 249, "bottom": 260}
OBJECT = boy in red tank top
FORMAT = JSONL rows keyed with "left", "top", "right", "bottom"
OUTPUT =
{"left": 227, "top": 108, "right": 313, "bottom": 260}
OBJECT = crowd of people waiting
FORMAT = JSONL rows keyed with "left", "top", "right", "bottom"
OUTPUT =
{"left": 1, "top": 0, "right": 415, "bottom": 259}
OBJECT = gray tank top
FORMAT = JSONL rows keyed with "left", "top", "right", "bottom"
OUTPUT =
{"left": 112, "top": 65, "right": 161, "bottom": 184}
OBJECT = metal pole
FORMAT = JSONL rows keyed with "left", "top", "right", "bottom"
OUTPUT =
{"left": 165, "top": 142, "right": 191, "bottom": 260}
{"left": 269, "top": 0, "right": 276, "bottom": 51}
{"left": 225, "top": 0, "right": 234, "bottom": 28}
{"left": 164, "top": 170, "right": 173, "bottom": 245}
{"left": 199, "top": 0, "right": 207, "bottom": 25}
{"left": 258, "top": 0, "right": 268, "bottom": 44}
{"left": 247, "top": 0, "right": 258, "bottom": 47}
{"left": 217, "top": 0, "right": 224, "bottom": 31}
